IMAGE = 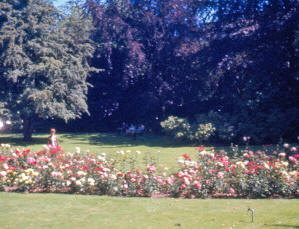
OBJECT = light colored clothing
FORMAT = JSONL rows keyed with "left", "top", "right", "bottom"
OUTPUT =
{"left": 51, "top": 135, "right": 56, "bottom": 147}
{"left": 48, "top": 134, "right": 59, "bottom": 148}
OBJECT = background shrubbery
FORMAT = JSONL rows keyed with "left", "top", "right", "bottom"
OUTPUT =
{"left": 161, "top": 108, "right": 299, "bottom": 144}
{"left": 160, "top": 115, "right": 216, "bottom": 143}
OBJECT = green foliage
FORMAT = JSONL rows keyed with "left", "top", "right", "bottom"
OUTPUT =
{"left": 194, "top": 112, "right": 235, "bottom": 142}
{"left": 160, "top": 116, "right": 191, "bottom": 139}
{"left": 162, "top": 108, "right": 299, "bottom": 144}
{"left": 0, "top": 102, "right": 9, "bottom": 118}
{"left": 294, "top": 26, "right": 299, "bottom": 58}
{"left": 0, "top": 0, "right": 95, "bottom": 139}
{"left": 294, "top": 25, "right": 299, "bottom": 80}
{"left": 160, "top": 115, "right": 216, "bottom": 143}
{"left": 160, "top": 112, "right": 234, "bottom": 143}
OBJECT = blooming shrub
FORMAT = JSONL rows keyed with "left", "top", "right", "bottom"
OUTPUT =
{"left": 160, "top": 111, "right": 298, "bottom": 144}
{"left": 160, "top": 115, "right": 216, "bottom": 143}
{"left": 0, "top": 144, "right": 298, "bottom": 198}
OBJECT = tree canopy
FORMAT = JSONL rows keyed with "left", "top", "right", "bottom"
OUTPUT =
{"left": 0, "top": 0, "right": 298, "bottom": 143}
{"left": 0, "top": 0, "right": 95, "bottom": 140}
{"left": 84, "top": 0, "right": 298, "bottom": 142}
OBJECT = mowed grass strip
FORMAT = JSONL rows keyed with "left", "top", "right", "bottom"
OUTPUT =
{"left": 0, "top": 193, "right": 298, "bottom": 229}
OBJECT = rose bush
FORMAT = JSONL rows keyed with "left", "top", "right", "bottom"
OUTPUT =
{"left": 0, "top": 144, "right": 298, "bottom": 198}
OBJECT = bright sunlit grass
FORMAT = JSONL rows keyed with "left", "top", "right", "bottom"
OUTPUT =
{"left": 0, "top": 132, "right": 286, "bottom": 169}
{"left": 1, "top": 133, "right": 298, "bottom": 229}
{"left": 0, "top": 132, "right": 277, "bottom": 169}
{"left": 0, "top": 193, "right": 298, "bottom": 229}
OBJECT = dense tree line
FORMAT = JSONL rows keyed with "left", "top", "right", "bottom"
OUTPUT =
{"left": 0, "top": 0, "right": 298, "bottom": 143}
{"left": 85, "top": 0, "right": 298, "bottom": 143}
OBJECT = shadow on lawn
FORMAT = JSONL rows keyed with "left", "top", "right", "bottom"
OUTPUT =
{"left": 0, "top": 132, "right": 195, "bottom": 149}
{"left": 61, "top": 132, "right": 187, "bottom": 148}
{"left": 0, "top": 135, "right": 46, "bottom": 147}
{"left": 1, "top": 132, "right": 276, "bottom": 153}
{"left": 60, "top": 133, "right": 264, "bottom": 152}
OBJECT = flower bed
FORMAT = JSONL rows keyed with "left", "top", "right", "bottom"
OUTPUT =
{"left": 0, "top": 144, "right": 298, "bottom": 198}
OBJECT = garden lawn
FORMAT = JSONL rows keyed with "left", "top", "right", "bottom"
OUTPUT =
{"left": 0, "top": 133, "right": 278, "bottom": 170}
{"left": 0, "top": 193, "right": 298, "bottom": 229}
{"left": 0, "top": 132, "right": 197, "bottom": 169}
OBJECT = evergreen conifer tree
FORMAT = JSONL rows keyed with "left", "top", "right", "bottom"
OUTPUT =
{"left": 0, "top": 0, "right": 95, "bottom": 140}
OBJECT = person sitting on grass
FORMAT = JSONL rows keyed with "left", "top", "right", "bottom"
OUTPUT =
{"left": 117, "top": 122, "right": 127, "bottom": 135}
{"left": 126, "top": 124, "right": 137, "bottom": 139}
{"left": 136, "top": 124, "right": 145, "bottom": 135}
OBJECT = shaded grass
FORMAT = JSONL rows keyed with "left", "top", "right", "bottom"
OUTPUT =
{"left": 0, "top": 193, "right": 298, "bottom": 229}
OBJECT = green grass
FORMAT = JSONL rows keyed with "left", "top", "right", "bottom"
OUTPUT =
{"left": 0, "top": 132, "right": 204, "bottom": 169}
{"left": 0, "top": 193, "right": 298, "bottom": 229}
{"left": 1, "top": 133, "right": 298, "bottom": 228}
{"left": 0, "top": 132, "right": 278, "bottom": 169}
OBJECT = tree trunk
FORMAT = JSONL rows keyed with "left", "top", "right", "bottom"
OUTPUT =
{"left": 23, "top": 117, "right": 33, "bottom": 141}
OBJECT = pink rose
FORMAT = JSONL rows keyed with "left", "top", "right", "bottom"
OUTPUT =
{"left": 248, "top": 151, "right": 254, "bottom": 157}
{"left": 27, "top": 157, "right": 36, "bottom": 165}
{"left": 3, "top": 163, "right": 9, "bottom": 170}
{"left": 146, "top": 165, "right": 156, "bottom": 173}
{"left": 209, "top": 169, "right": 216, "bottom": 174}
{"left": 243, "top": 153, "right": 249, "bottom": 158}
{"left": 156, "top": 178, "right": 163, "bottom": 184}
{"left": 142, "top": 175, "right": 149, "bottom": 179}
{"left": 217, "top": 172, "right": 224, "bottom": 179}
{"left": 183, "top": 177, "right": 190, "bottom": 185}
{"left": 136, "top": 169, "right": 142, "bottom": 175}
{"left": 166, "top": 177, "right": 174, "bottom": 185}
{"left": 195, "top": 183, "right": 201, "bottom": 189}
{"left": 289, "top": 156, "right": 297, "bottom": 163}
{"left": 51, "top": 171, "right": 59, "bottom": 177}
{"left": 223, "top": 161, "right": 229, "bottom": 168}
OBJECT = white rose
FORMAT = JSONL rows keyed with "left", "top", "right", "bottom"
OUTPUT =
{"left": 75, "top": 180, "right": 82, "bottom": 186}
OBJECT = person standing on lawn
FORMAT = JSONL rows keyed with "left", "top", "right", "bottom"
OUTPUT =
{"left": 48, "top": 128, "right": 59, "bottom": 148}
{"left": 47, "top": 128, "right": 63, "bottom": 156}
